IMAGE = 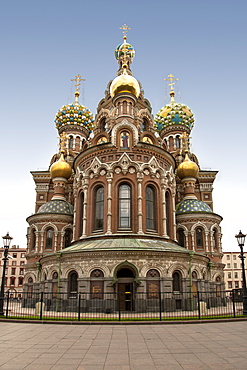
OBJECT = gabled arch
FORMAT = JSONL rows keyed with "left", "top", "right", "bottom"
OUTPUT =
{"left": 112, "top": 119, "right": 139, "bottom": 146}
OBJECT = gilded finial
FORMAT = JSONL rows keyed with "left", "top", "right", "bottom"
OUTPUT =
{"left": 164, "top": 74, "right": 179, "bottom": 91}
{"left": 120, "top": 24, "right": 131, "bottom": 40}
{"left": 71, "top": 74, "right": 85, "bottom": 92}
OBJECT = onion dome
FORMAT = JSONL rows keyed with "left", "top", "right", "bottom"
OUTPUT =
{"left": 110, "top": 67, "right": 140, "bottom": 98}
{"left": 54, "top": 91, "right": 94, "bottom": 132}
{"left": 155, "top": 91, "right": 195, "bottom": 132}
{"left": 115, "top": 35, "right": 135, "bottom": 63}
{"left": 37, "top": 199, "right": 73, "bottom": 215}
{"left": 177, "top": 153, "right": 199, "bottom": 179}
{"left": 50, "top": 152, "right": 72, "bottom": 179}
{"left": 176, "top": 199, "right": 213, "bottom": 215}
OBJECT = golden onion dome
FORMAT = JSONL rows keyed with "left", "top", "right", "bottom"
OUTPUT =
{"left": 177, "top": 153, "right": 199, "bottom": 179}
{"left": 50, "top": 153, "right": 72, "bottom": 179}
{"left": 110, "top": 67, "right": 140, "bottom": 98}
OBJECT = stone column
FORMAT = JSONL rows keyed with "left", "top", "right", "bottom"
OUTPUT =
{"left": 161, "top": 176, "right": 168, "bottom": 237}
{"left": 82, "top": 177, "right": 89, "bottom": 237}
{"left": 137, "top": 172, "right": 144, "bottom": 235}
{"left": 106, "top": 171, "right": 113, "bottom": 235}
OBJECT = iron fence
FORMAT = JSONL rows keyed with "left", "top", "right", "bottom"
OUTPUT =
{"left": 0, "top": 289, "right": 244, "bottom": 321}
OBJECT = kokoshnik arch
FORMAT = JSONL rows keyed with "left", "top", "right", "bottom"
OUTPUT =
{"left": 24, "top": 26, "right": 224, "bottom": 312}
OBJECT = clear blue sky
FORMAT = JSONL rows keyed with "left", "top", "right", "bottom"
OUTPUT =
{"left": 0, "top": 0, "right": 247, "bottom": 251}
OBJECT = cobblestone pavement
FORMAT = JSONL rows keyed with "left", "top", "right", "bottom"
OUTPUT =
{"left": 0, "top": 321, "right": 247, "bottom": 369}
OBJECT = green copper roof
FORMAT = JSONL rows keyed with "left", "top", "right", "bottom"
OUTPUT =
{"left": 37, "top": 200, "right": 73, "bottom": 215}
{"left": 61, "top": 238, "right": 191, "bottom": 253}
{"left": 176, "top": 199, "right": 212, "bottom": 215}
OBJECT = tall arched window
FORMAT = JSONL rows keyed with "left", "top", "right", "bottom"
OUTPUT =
{"left": 177, "top": 229, "right": 185, "bottom": 248}
{"left": 45, "top": 228, "right": 54, "bottom": 250}
{"left": 64, "top": 229, "right": 72, "bottom": 248}
{"left": 213, "top": 228, "right": 218, "bottom": 249}
{"left": 175, "top": 135, "right": 181, "bottom": 149}
{"left": 75, "top": 136, "right": 81, "bottom": 151}
{"left": 192, "top": 271, "right": 198, "bottom": 296}
{"left": 172, "top": 271, "right": 182, "bottom": 292}
{"left": 146, "top": 186, "right": 156, "bottom": 231}
{"left": 165, "top": 191, "right": 172, "bottom": 237}
{"left": 27, "top": 277, "right": 33, "bottom": 298}
{"left": 52, "top": 271, "right": 58, "bottom": 298}
{"left": 30, "top": 229, "right": 36, "bottom": 250}
{"left": 69, "top": 136, "right": 73, "bottom": 149}
{"left": 119, "top": 184, "right": 131, "bottom": 229}
{"left": 78, "top": 192, "right": 84, "bottom": 237}
{"left": 196, "top": 227, "right": 204, "bottom": 249}
{"left": 68, "top": 271, "right": 78, "bottom": 298}
{"left": 94, "top": 186, "right": 104, "bottom": 231}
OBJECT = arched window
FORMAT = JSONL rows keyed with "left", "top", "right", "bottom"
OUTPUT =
{"left": 64, "top": 229, "right": 72, "bottom": 248}
{"left": 175, "top": 135, "right": 181, "bottom": 149}
{"left": 90, "top": 269, "right": 104, "bottom": 299}
{"left": 146, "top": 186, "right": 156, "bottom": 231}
{"left": 146, "top": 269, "right": 160, "bottom": 298}
{"left": 27, "top": 277, "right": 33, "bottom": 298}
{"left": 168, "top": 136, "right": 174, "bottom": 151}
{"left": 94, "top": 187, "right": 104, "bottom": 231}
{"left": 119, "top": 184, "right": 131, "bottom": 229}
{"left": 142, "top": 118, "right": 148, "bottom": 131}
{"left": 213, "top": 228, "right": 218, "bottom": 249}
{"left": 196, "top": 227, "right": 204, "bottom": 249}
{"left": 172, "top": 271, "right": 182, "bottom": 292}
{"left": 78, "top": 192, "right": 84, "bottom": 238}
{"left": 75, "top": 136, "right": 81, "bottom": 151}
{"left": 68, "top": 271, "right": 78, "bottom": 298}
{"left": 69, "top": 136, "right": 73, "bottom": 149}
{"left": 52, "top": 271, "right": 58, "bottom": 298}
{"left": 177, "top": 229, "right": 185, "bottom": 248}
{"left": 30, "top": 229, "right": 36, "bottom": 250}
{"left": 192, "top": 271, "right": 198, "bottom": 296}
{"left": 165, "top": 191, "right": 172, "bottom": 237}
{"left": 45, "top": 228, "right": 54, "bottom": 249}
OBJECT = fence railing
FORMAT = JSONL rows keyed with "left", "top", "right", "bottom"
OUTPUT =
{"left": 0, "top": 289, "right": 244, "bottom": 321}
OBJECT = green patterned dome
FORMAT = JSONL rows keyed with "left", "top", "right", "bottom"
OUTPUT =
{"left": 37, "top": 200, "right": 73, "bottom": 215}
{"left": 115, "top": 37, "right": 135, "bottom": 61}
{"left": 176, "top": 199, "right": 212, "bottom": 215}
{"left": 155, "top": 97, "right": 194, "bottom": 132}
{"left": 55, "top": 96, "right": 94, "bottom": 132}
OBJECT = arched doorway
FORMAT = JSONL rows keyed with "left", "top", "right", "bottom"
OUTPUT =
{"left": 116, "top": 266, "right": 136, "bottom": 311}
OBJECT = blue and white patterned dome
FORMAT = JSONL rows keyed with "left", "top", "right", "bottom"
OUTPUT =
{"left": 176, "top": 199, "right": 212, "bottom": 215}
{"left": 37, "top": 200, "right": 73, "bottom": 215}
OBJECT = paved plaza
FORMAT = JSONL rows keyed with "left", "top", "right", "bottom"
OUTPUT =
{"left": 0, "top": 321, "right": 247, "bottom": 369}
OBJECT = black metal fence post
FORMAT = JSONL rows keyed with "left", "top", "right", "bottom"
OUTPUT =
{"left": 78, "top": 293, "right": 81, "bottom": 321}
{"left": 232, "top": 290, "right": 236, "bottom": 318}
{"left": 159, "top": 291, "right": 162, "bottom": 321}
{"left": 6, "top": 291, "right": 10, "bottom": 318}
{"left": 40, "top": 292, "right": 43, "bottom": 320}
{"left": 118, "top": 292, "right": 121, "bottom": 321}
{"left": 197, "top": 290, "right": 201, "bottom": 320}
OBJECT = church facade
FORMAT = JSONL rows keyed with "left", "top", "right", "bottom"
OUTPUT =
{"left": 24, "top": 30, "right": 224, "bottom": 312}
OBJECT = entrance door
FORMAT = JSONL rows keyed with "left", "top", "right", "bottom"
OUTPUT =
{"left": 118, "top": 283, "right": 133, "bottom": 311}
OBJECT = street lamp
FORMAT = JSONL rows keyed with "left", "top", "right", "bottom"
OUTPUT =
{"left": 235, "top": 230, "right": 247, "bottom": 315}
{"left": 0, "top": 232, "right": 13, "bottom": 316}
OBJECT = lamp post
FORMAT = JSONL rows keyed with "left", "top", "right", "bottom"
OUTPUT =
{"left": 0, "top": 232, "right": 13, "bottom": 316}
{"left": 235, "top": 230, "right": 247, "bottom": 315}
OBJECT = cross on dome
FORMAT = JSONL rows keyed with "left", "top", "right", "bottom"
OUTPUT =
{"left": 71, "top": 74, "right": 86, "bottom": 93}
